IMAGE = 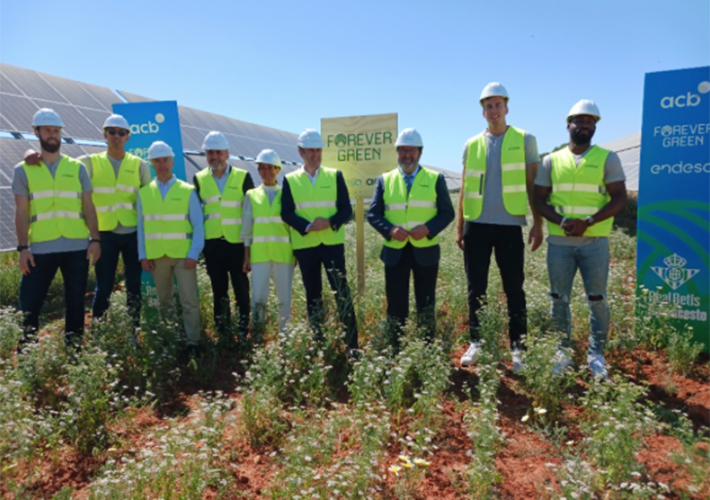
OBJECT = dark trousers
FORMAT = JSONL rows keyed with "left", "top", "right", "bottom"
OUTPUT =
{"left": 203, "top": 238, "right": 250, "bottom": 337}
{"left": 294, "top": 244, "right": 358, "bottom": 349}
{"left": 19, "top": 249, "right": 89, "bottom": 345}
{"left": 385, "top": 243, "right": 438, "bottom": 345}
{"left": 92, "top": 231, "right": 142, "bottom": 327}
{"left": 464, "top": 222, "right": 526, "bottom": 348}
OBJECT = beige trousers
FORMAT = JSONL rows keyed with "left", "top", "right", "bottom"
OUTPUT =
{"left": 151, "top": 257, "right": 201, "bottom": 345}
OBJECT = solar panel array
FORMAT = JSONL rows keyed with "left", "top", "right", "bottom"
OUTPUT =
{"left": 0, "top": 63, "right": 302, "bottom": 251}
{"left": 0, "top": 63, "right": 462, "bottom": 252}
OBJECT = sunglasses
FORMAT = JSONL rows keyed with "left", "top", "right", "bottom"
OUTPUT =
{"left": 106, "top": 127, "right": 129, "bottom": 137}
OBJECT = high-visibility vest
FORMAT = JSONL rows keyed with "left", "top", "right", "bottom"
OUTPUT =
{"left": 195, "top": 167, "right": 247, "bottom": 243}
{"left": 139, "top": 179, "right": 194, "bottom": 259}
{"left": 463, "top": 126, "right": 528, "bottom": 220}
{"left": 247, "top": 185, "right": 295, "bottom": 264}
{"left": 286, "top": 167, "right": 345, "bottom": 250}
{"left": 23, "top": 155, "right": 88, "bottom": 243}
{"left": 90, "top": 152, "right": 141, "bottom": 230}
{"left": 547, "top": 146, "right": 613, "bottom": 237}
{"left": 382, "top": 167, "right": 439, "bottom": 249}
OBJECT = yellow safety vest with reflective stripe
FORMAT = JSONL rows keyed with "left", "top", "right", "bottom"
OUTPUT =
{"left": 23, "top": 156, "right": 88, "bottom": 243}
{"left": 463, "top": 126, "right": 528, "bottom": 220}
{"left": 195, "top": 167, "right": 246, "bottom": 243}
{"left": 90, "top": 152, "right": 141, "bottom": 230}
{"left": 247, "top": 186, "right": 295, "bottom": 264}
{"left": 547, "top": 146, "right": 612, "bottom": 237}
{"left": 383, "top": 167, "right": 439, "bottom": 249}
{"left": 139, "top": 179, "right": 194, "bottom": 259}
{"left": 286, "top": 167, "right": 345, "bottom": 250}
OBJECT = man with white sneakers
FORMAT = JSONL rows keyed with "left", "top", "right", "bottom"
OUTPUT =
{"left": 533, "top": 100, "right": 626, "bottom": 379}
{"left": 456, "top": 83, "right": 542, "bottom": 372}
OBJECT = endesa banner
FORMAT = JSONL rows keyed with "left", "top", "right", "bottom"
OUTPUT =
{"left": 112, "top": 100, "right": 186, "bottom": 181}
{"left": 637, "top": 66, "right": 710, "bottom": 351}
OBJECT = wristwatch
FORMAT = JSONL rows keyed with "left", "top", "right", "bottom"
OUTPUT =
{"left": 585, "top": 216, "right": 595, "bottom": 226}
{"left": 17, "top": 245, "right": 29, "bottom": 252}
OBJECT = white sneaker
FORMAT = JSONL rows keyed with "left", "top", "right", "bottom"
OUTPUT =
{"left": 587, "top": 353, "right": 608, "bottom": 380}
{"left": 511, "top": 349, "right": 524, "bottom": 374}
{"left": 552, "top": 348, "right": 573, "bottom": 374}
{"left": 460, "top": 342, "right": 481, "bottom": 367}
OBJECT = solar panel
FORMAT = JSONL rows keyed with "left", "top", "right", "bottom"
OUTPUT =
{"left": 39, "top": 73, "right": 110, "bottom": 111}
{"left": 3, "top": 64, "right": 68, "bottom": 103}
{"left": 0, "top": 188, "right": 15, "bottom": 251}
{"left": 1, "top": 72, "right": 24, "bottom": 96}
{"left": 0, "top": 94, "right": 41, "bottom": 132}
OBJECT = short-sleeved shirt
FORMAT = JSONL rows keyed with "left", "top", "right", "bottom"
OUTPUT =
{"left": 78, "top": 153, "right": 152, "bottom": 234}
{"left": 461, "top": 129, "right": 540, "bottom": 227}
{"left": 535, "top": 145, "right": 625, "bottom": 246}
{"left": 12, "top": 157, "right": 93, "bottom": 254}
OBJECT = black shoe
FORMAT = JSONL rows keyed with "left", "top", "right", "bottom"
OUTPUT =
{"left": 186, "top": 344, "right": 200, "bottom": 360}
{"left": 347, "top": 348, "right": 361, "bottom": 361}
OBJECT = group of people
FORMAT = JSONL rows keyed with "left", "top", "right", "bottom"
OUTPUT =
{"left": 13, "top": 81, "right": 626, "bottom": 378}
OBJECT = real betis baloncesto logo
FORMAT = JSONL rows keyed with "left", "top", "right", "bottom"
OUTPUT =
{"left": 651, "top": 253, "right": 700, "bottom": 290}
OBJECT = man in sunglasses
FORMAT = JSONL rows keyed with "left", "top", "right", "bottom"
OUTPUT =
{"left": 26, "top": 114, "right": 151, "bottom": 329}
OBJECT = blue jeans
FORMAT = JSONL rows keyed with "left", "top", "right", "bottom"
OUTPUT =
{"left": 19, "top": 249, "right": 89, "bottom": 345}
{"left": 92, "top": 231, "right": 142, "bottom": 327}
{"left": 547, "top": 238, "right": 610, "bottom": 355}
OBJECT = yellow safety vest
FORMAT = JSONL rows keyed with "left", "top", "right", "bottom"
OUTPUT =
{"left": 286, "top": 167, "right": 345, "bottom": 250}
{"left": 23, "top": 156, "right": 88, "bottom": 243}
{"left": 247, "top": 186, "right": 295, "bottom": 264}
{"left": 547, "top": 146, "right": 613, "bottom": 237}
{"left": 382, "top": 167, "right": 439, "bottom": 249}
{"left": 463, "top": 126, "right": 528, "bottom": 220}
{"left": 139, "top": 179, "right": 194, "bottom": 259}
{"left": 91, "top": 152, "right": 141, "bottom": 230}
{"left": 195, "top": 167, "right": 246, "bottom": 243}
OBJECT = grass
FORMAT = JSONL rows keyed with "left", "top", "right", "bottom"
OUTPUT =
{"left": 0, "top": 202, "right": 707, "bottom": 499}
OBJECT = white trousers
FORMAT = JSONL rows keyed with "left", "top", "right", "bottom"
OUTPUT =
{"left": 251, "top": 261, "right": 294, "bottom": 332}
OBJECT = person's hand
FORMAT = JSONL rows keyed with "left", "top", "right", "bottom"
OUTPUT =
{"left": 184, "top": 258, "right": 198, "bottom": 270}
{"left": 564, "top": 218, "right": 589, "bottom": 237}
{"left": 455, "top": 232, "right": 465, "bottom": 251}
{"left": 23, "top": 150, "right": 41, "bottom": 166}
{"left": 528, "top": 221, "right": 543, "bottom": 252}
{"left": 408, "top": 225, "right": 430, "bottom": 241}
{"left": 141, "top": 259, "right": 155, "bottom": 271}
{"left": 87, "top": 240, "right": 101, "bottom": 265}
{"left": 308, "top": 217, "right": 331, "bottom": 232}
{"left": 243, "top": 260, "right": 251, "bottom": 273}
{"left": 390, "top": 226, "right": 409, "bottom": 242}
{"left": 19, "top": 249, "right": 35, "bottom": 275}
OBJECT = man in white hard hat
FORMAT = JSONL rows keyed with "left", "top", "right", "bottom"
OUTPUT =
{"left": 193, "top": 131, "right": 254, "bottom": 343}
{"left": 457, "top": 82, "right": 543, "bottom": 372}
{"left": 281, "top": 129, "right": 359, "bottom": 356}
{"left": 240, "top": 149, "right": 295, "bottom": 335}
{"left": 138, "top": 141, "right": 204, "bottom": 356}
{"left": 13, "top": 108, "right": 101, "bottom": 347}
{"left": 533, "top": 100, "right": 626, "bottom": 379}
{"left": 367, "top": 129, "right": 454, "bottom": 348}
{"left": 27, "top": 114, "right": 152, "bottom": 328}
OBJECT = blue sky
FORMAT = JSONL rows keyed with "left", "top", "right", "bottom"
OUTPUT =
{"left": 2, "top": 0, "right": 708, "bottom": 172}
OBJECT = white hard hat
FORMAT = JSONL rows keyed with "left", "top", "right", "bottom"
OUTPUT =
{"left": 148, "top": 141, "right": 175, "bottom": 159}
{"left": 255, "top": 149, "right": 282, "bottom": 168}
{"left": 33, "top": 108, "right": 64, "bottom": 127}
{"left": 567, "top": 99, "right": 601, "bottom": 123}
{"left": 202, "top": 131, "right": 230, "bottom": 151}
{"left": 103, "top": 114, "right": 130, "bottom": 130}
{"left": 395, "top": 128, "right": 424, "bottom": 147}
{"left": 297, "top": 129, "right": 324, "bottom": 149}
{"left": 479, "top": 82, "right": 509, "bottom": 106}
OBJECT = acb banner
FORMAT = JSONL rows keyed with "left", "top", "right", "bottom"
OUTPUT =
{"left": 112, "top": 101, "right": 186, "bottom": 181}
{"left": 321, "top": 113, "right": 397, "bottom": 199}
{"left": 637, "top": 66, "right": 710, "bottom": 351}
